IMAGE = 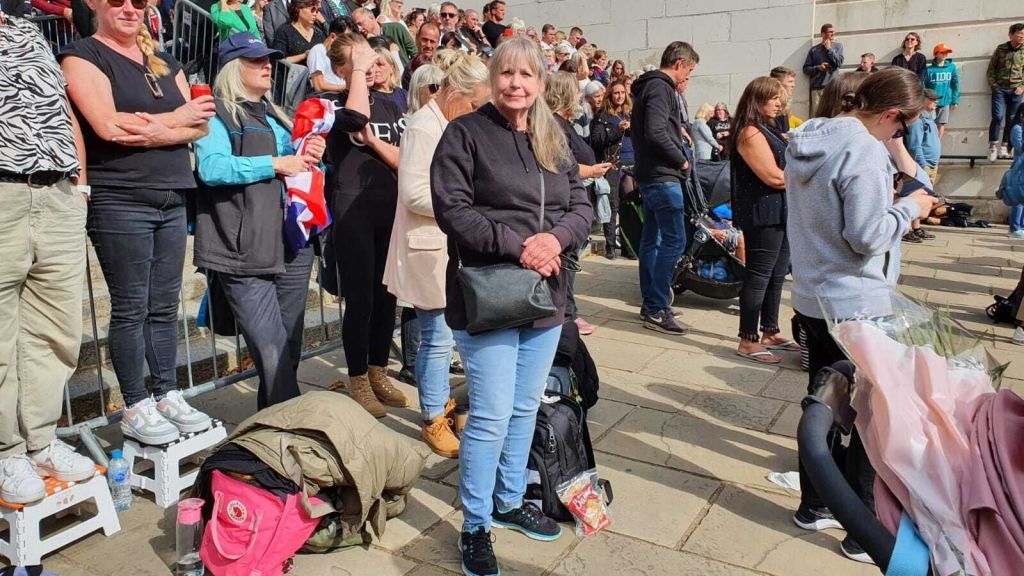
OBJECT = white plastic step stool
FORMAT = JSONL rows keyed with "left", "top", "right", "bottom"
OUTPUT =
{"left": 0, "top": 469, "right": 121, "bottom": 566}
{"left": 121, "top": 421, "right": 227, "bottom": 508}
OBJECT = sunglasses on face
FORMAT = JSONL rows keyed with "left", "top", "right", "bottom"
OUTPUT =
{"left": 892, "top": 113, "right": 909, "bottom": 139}
{"left": 440, "top": 12, "right": 457, "bottom": 18}
{"left": 107, "top": 0, "right": 148, "bottom": 9}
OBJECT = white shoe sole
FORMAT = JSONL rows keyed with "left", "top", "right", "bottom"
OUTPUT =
{"left": 166, "top": 418, "right": 213, "bottom": 434}
{"left": 122, "top": 426, "right": 180, "bottom": 446}
{"left": 841, "top": 544, "right": 875, "bottom": 564}
{"left": 793, "top": 514, "right": 843, "bottom": 531}
{"left": 35, "top": 465, "right": 96, "bottom": 483}
{"left": 1, "top": 485, "right": 46, "bottom": 504}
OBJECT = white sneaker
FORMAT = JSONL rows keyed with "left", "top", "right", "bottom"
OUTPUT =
{"left": 30, "top": 439, "right": 96, "bottom": 482}
{"left": 988, "top": 144, "right": 1000, "bottom": 162}
{"left": 1013, "top": 327, "right": 1024, "bottom": 346}
{"left": 122, "top": 398, "right": 180, "bottom": 445}
{"left": 157, "top": 390, "right": 212, "bottom": 434}
{"left": 0, "top": 455, "right": 46, "bottom": 504}
{"left": 999, "top": 144, "right": 1012, "bottom": 159}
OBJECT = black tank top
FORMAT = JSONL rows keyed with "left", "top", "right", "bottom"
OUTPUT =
{"left": 59, "top": 37, "right": 195, "bottom": 190}
{"left": 731, "top": 124, "right": 787, "bottom": 229}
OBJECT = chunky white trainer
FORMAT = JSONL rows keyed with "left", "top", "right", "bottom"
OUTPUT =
{"left": 122, "top": 397, "right": 180, "bottom": 445}
{"left": 0, "top": 454, "right": 46, "bottom": 504}
{"left": 157, "top": 390, "right": 212, "bottom": 434}
{"left": 30, "top": 439, "right": 96, "bottom": 482}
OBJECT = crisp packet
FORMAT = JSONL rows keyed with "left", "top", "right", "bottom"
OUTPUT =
{"left": 555, "top": 468, "right": 611, "bottom": 537}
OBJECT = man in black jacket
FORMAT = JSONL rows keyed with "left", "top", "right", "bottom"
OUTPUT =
{"left": 802, "top": 23, "right": 844, "bottom": 113}
{"left": 631, "top": 41, "right": 698, "bottom": 335}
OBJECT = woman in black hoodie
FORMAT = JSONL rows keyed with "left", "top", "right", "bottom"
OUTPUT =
{"left": 430, "top": 36, "right": 591, "bottom": 576}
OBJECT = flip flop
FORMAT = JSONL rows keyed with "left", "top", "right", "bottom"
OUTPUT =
{"left": 736, "top": 350, "right": 781, "bottom": 365}
{"left": 766, "top": 339, "right": 802, "bottom": 352}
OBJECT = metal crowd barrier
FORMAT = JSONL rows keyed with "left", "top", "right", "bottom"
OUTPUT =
{"left": 170, "top": 0, "right": 219, "bottom": 84}
{"left": 29, "top": 14, "right": 77, "bottom": 55}
{"left": 57, "top": 247, "right": 344, "bottom": 465}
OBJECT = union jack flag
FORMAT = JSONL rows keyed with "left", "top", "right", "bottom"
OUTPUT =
{"left": 283, "top": 98, "right": 335, "bottom": 253}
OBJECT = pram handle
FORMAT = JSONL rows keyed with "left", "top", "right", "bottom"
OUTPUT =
{"left": 798, "top": 364, "right": 896, "bottom": 572}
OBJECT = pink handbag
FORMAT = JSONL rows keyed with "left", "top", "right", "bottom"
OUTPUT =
{"left": 200, "top": 470, "right": 322, "bottom": 576}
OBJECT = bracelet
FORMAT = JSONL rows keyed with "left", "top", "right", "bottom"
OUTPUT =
{"left": 77, "top": 184, "right": 91, "bottom": 197}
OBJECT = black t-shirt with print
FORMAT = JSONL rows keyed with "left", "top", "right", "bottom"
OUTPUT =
{"left": 324, "top": 90, "right": 406, "bottom": 220}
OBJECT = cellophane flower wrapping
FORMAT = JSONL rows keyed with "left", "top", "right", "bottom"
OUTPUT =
{"left": 819, "top": 289, "right": 1005, "bottom": 576}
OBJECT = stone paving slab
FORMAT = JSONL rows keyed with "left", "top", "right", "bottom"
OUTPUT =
{"left": 551, "top": 531, "right": 763, "bottom": 576}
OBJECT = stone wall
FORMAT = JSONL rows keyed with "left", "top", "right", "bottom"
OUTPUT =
{"left": 473, "top": 0, "right": 1021, "bottom": 215}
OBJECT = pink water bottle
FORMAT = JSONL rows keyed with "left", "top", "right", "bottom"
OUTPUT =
{"left": 176, "top": 498, "right": 205, "bottom": 576}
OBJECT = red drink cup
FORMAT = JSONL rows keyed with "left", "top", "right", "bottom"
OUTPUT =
{"left": 190, "top": 83, "right": 212, "bottom": 100}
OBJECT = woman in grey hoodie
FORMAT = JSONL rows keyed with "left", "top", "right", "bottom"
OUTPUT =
{"left": 785, "top": 67, "right": 937, "bottom": 563}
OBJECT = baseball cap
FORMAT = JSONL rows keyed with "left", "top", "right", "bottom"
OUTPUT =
{"left": 923, "top": 88, "right": 939, "bottom": 101}
{"left": 932, "top": 43, "right": 953, "bottom": 55}
{"left": 218, "top": 32, "right": 284, "bottom": 68}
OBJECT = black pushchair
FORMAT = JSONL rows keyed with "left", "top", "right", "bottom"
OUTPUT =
{"left": 671, "top": 160, "right": 745, "bottom": 299}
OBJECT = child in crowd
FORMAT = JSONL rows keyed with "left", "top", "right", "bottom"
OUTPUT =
{"left": 855, "top": 52, "right": 879, "bottom": 73}
{"left": 906, "top": 89, "right": 941, "bottom": 183}
{"left": 924, "top": 43, "right": 960, "bottom": 138}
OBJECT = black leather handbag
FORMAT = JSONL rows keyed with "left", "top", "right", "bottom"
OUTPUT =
{"left": 457, "top": 170, "right": 558, "bottom": 335}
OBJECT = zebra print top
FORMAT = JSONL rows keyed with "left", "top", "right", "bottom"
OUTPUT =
{"left": 0, "top": 13, "right": 79, "bottom": 175}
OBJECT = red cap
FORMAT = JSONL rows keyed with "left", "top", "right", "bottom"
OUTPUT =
{"left": 933, "top": 43, "right": 953, "bottom": 55}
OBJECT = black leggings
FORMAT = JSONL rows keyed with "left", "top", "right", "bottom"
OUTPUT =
{"left": 334, "top": 207, "right": 396, "bottom": 377}
{"left": 738, "top": 225, "right": 789, "bottom": 341}
{"left": 796, "top": 312, "right": 875, "bottom": 514}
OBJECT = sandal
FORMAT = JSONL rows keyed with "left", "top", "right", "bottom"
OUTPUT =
{"left": 736, "top": 350, "right": 781, "bottom": 365}
{"left": 765, "top": 339, "right": 802, "bottom": 352}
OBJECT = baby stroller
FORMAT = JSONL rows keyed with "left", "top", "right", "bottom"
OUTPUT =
{"left": 671, "top": 160, "right": 745, "bottom": 299}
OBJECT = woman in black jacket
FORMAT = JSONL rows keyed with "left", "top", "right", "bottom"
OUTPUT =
{"left": 730, "top": 77, "right": 798, "bottom": 365}
{"left": 590, "top": 79, "right": 632, "bottom": 259}
{"left": 890, "top": 32, "right": 927, "bottom": 81}
{"left": 430, "top": 36, "right": 591, "bottom": 576}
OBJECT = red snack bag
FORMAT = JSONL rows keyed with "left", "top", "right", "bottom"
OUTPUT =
{"left": 556, "top": 469, "right": 611, "bottom": 537}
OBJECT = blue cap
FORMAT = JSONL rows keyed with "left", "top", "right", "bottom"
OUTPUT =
{"left": 218, "top": 32, "right": 284, "bottom": 68}
{"left": 111, "top": 449, "right": 123, "bottom": 459}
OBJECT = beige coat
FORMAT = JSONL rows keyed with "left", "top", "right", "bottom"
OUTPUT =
{"left": 383, "top": 99, "right": 450, "bottom": 310}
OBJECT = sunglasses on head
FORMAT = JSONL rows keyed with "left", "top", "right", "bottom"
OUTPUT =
{"left": 107, "top": 0, "right": 148, "bottom": 10}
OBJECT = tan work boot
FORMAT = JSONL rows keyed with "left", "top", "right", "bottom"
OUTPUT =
{"left": 421, "top": 415, "right": 460, "bottom": 458}
{"left": 443, "top": 398, "right": 467, "bottom": 437}
{"left": 367, "top": 365, "right": 409, "bottom": 408}
{"left": 349, "top": 374, "right": 387, "bottom": 418}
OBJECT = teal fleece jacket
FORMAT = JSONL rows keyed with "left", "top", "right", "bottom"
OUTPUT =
{"left": 925, "top": 59, "right": 960, "bottom": 107}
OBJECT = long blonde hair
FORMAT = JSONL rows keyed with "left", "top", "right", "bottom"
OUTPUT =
{"left": 440, "top": 51, "right": 488, "bottom": 94}
{"left": 544, "top": 71, "right": 579, "bottom": 120}
{"left": 213, "top": 59, "right": 293, "bottom": 130}
{"left": 489, "top": 36, "right": 570, "bottom": 173}
{"left": 137, "top": 25, "right": 169, "bottom": 76}
{"left": 374, "top": 47, "right": 399, "bottom": 90}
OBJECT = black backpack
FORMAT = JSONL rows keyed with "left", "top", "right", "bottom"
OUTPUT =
{"left": 987, "top": 293, "right": 1021, "bottom": 325}
{"left": 525, "top": 394, "right": 612, "bottom": 522}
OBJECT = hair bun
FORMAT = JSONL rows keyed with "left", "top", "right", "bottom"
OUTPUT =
{"left": 839, "top": 92, "right": 859, "bottom": 112}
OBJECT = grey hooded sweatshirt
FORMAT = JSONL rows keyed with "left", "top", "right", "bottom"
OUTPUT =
{"left": 785, "top": 117, "right": 920, "bottom": 320}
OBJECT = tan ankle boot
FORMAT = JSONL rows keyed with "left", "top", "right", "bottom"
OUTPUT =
{"left": 349, "top": 374, "right": 387, "bottom": 418}
{"left": 421, "top": 415, "right": 460, "bottom": 458}
{"left": 443, "top": 398, "right": 467, "bottom": 437}
{"left": 367, "top": 366, "right": 409, "bottom": 408}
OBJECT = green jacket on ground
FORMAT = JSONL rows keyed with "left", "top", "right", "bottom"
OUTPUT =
{"left": 227, "top": 391, "right": 429, "bottom": 541}
{"left": 987, "top": 41, "right": 1024, "bottom": 90}
{"left": 381, "top": 22, "right": 416, "bottom": 66}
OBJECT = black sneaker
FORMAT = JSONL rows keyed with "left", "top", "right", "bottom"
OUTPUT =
{"left": 492, "top": 502, "right": 562, "bottom": 541}
{"left": 901, "top": 232, "right": 922, "bottom": 244}
{"left": 460, "top": 527, "right": 499, "bottom": 576}
{"left": 914, "top": 228, "right": 936, "bottom": 240}
{"left": 449, "top": 359, "right": 465, "bottom": 375}
{"left": 642, "top": 309, "right": 688, "bottom": 335}
{"left": 792, "top": 503, "right": 843, "bottom": 531}
{"left": 840, "top": 535, "right": 875, "bottom": 564}
{"left": 396, "top": 367, "right": 416, "bottom": 385}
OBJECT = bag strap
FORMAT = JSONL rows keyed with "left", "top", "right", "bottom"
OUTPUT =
{"left": 210, "top": 489, "right": 263, "bottom": 560}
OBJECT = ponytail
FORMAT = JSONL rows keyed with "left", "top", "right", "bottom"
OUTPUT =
{"left": 137, "top": 25, "right": 170, "bottom": 77}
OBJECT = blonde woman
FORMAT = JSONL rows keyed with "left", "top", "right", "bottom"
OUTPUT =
{"left": 193, "top": 33, "right": 326, "bottom": 409}
{"left": 377, "top": 0, "right": 404, "bottom": 25}
{"left": 371, "top": 46, "right": 409, "bottom": 111}
{"left": 60, "top": 0, "right": 215, "bottom": 445}
{"left": 407, "top": 63, "right": 444, "bottom": 113}
{"left": 431, "top": 36, "right": 591, "bottom": 576}
{"left": 383, "top": 52, "right": 490, "bottom": 459}
{"left": 691, "top": 102, "right": 721, "bottom": 160}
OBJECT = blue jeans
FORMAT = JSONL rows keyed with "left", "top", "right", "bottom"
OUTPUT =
{"left": 989, "top": 87, "right": 1024, "bottom": 144}
{"left": 88, "top": 188, "right": 187, "bottom": 406}
{"left": 1011, "top": 205, "right": 1024, "bottom": 233}
{"left": 638, "top": 181, "right": 686, "bottom": 315}
{"left": 415, "top": 308, "right": 453, "bottom": 421}
{"left": 454, "top": 325, "right": 562, "bottom": 532}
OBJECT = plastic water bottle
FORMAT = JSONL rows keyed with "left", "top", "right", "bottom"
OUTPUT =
{"left": 712, "top": 260, "right": 729, "bottom": 281}
{"left": 176, "top": 498, "right": 206, "bottom": 576}
{"left": 107, "top": 449, "right": 132, "bottom": 512}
